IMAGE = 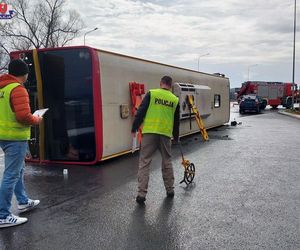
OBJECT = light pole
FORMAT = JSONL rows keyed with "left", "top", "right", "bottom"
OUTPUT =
{"left": 247, "top": 64, "right": 258, "bottom": 81}
{"left": 197, "top": 53, "right": 210, "bottom": 71}
{"left": 84, "top": 27, "right": 98, "bottom": 45}
{"left": 291, "top": 0, "right": 297, "bottom": 109}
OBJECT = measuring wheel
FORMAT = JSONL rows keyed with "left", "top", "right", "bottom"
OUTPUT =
{"left": 178, "top": 143, "right": 196, "bottom": 185}
{"left": 180, "top": 160, "right": 195, "bottom": 185}
{"left": 185, "top": 162, "right": 195, "bottom": 184}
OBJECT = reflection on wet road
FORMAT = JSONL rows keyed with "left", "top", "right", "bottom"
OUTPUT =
{"left": 0, "top": 106, "right": 299, "bottom": 249}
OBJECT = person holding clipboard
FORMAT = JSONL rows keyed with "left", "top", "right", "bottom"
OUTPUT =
{"left": 0, "top": 59, "right": 43, "bottom": 228}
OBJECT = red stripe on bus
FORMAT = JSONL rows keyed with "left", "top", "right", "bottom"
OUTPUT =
{"left": 89, "top": 48, "right": 103, "bottom": 162}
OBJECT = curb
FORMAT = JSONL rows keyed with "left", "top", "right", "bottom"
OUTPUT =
{"left": 278, "top": 111, "right": 300, "bottom": 120}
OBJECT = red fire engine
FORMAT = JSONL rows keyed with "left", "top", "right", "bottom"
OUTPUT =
{"left": 237, "top": 81, "right": 298, "bottom": 109}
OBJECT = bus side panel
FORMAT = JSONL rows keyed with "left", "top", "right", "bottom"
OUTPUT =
{"left": 98, "top": 51, "right": 230, "bottom": 159}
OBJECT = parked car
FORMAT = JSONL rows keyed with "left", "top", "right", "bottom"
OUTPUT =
{"left": 239, "top": 95, "right": 261, "bottom": 114}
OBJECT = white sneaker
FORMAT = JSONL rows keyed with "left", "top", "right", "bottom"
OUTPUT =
{"left": 0, "top": 214, "right": 28, "bottom": 228}
{"left": 18, "top": 199, "right": 40, "bottom": 213}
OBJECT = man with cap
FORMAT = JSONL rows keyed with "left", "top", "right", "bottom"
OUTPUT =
{"left": 0, "top": 59, "right": 42, "bottom": 228}
{"left": 132, "top": 76, "right": 180, "bottom": 204}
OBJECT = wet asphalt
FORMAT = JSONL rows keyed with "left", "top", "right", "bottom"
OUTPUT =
{"left": 0, "top": 106, "right": 299, "bottom": 250}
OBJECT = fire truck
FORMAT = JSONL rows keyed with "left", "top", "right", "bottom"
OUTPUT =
{"left": 237, "top": 81, "right": 298, "bottom": 109}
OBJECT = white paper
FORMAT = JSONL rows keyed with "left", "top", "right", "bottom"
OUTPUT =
{"left": 33, "top": 108, "right": 49, "bottom": 117}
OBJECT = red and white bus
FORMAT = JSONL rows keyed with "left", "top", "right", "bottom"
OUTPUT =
{"left": 10, "top": 46, "right": 230, "bottom": 165}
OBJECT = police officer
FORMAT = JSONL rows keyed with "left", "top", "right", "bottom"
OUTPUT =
{"left": 132, "top": 76, "right": 180, "bottom": 204}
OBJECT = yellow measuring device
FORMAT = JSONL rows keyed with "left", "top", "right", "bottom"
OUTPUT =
{"left": 186, "top": 95, "right": 209, "bottom": 141}
{"left": 179, "top": 143, "right": 195, "bottom": 185}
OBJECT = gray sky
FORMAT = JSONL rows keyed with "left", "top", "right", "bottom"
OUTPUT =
{"left": 68, "top": 0, "right": 299, "bottom": 88}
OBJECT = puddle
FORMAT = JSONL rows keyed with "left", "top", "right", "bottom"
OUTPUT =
{"left": 25, "top": 167, "right": 61, "bottom": 177}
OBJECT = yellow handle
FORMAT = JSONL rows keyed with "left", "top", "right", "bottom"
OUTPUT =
{"left": 187, "top": 95, "right": 209, "bottom": 141}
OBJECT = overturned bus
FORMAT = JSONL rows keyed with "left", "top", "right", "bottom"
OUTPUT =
{"left": 10, "top": 46, "right": 230, "bottom": 165}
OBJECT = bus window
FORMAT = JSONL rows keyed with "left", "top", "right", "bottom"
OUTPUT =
{"left": 214, "top": 94, "right": 221, "bottom": 108}
{"left": 38, "top": 48, "right": 95, "bottom": 162}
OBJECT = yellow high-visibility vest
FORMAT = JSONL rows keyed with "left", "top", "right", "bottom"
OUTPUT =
{"left": 0, "top": 83, "right": 31, "bottom": 140}
{"left": 142, "top": 88, "right": 179, "bottom": 138}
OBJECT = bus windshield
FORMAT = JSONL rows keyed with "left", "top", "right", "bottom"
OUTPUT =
{"left": 38, "top": 48, "right": 95, "bottom": 162}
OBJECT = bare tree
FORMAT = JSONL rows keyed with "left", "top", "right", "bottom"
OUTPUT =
{"left": 0, "top": 0, "right": 84, "bottom": 70}
{"left": 0, "top": 44, "right": 10, "bottom": 74}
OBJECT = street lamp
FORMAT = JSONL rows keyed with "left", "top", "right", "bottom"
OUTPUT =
{"left": 197, "top": 53, "right": 210, "bottom": 71}
{"left": 247, "top": 64, "right": 258, "bottom": 81}
{"left": 291, "top": 0, "right": 297, "bottom": 109}
{"left": 84, "top": 27, "right": 98, "bottom": 45}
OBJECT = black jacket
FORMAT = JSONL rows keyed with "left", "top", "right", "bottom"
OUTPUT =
{"left": 131, "top": 90, "right": 180, "bottom": 140}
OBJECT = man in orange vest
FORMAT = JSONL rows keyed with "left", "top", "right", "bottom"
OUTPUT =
{"left": 132, "top": 76, "right": 180, "bottom": 204}
{"left": 0, "top": 59, "right": 42, "bottom": 228}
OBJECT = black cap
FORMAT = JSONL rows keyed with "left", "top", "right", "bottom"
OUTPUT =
{"left": 8, "top": 59, "right": 29, "bottom": 77}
